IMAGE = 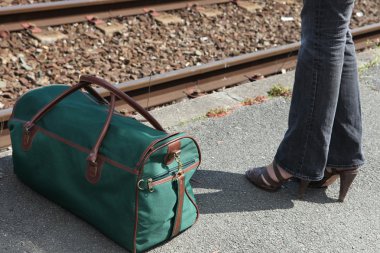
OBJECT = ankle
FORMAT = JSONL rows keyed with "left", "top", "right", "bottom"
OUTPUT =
{"left": 278, "top": 165, "right": 293, "bottom": 179}
{"left": 267, "top": 163, "right": 292, "bottom": 182}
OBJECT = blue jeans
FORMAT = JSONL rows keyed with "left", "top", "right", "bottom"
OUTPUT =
{"left": 275, "top": 0, "right": 364, "bottom": 181}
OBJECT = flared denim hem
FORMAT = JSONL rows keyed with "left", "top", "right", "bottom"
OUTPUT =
{"left": 275, "top": 157, "right": 365, "bottom": 181}
{"left": 274, "top": 157, "right": 324, "bottom": 181}
{"left": 325, "top": 162, "right": 365, "bottom": 169}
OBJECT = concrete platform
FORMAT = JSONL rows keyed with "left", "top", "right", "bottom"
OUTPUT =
{"left": 1, "top": 47, "right": 380, "bottom": 253}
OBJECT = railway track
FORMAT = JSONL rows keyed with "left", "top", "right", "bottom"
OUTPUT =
{"left": 0, "top": 0, "right": 230, "bottom": 32}
{"left": 0, "top": 22, "right": 379, "bottom": 149}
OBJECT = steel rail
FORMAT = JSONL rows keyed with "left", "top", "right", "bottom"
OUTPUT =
{"left": 0, "top": 0, "right": 231, "bottom": 32}
{"left": 0, "top": 23, "right": 380, "bottom": 148}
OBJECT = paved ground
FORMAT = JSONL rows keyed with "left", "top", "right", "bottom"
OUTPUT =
{"left": 1, "top": 47, "right": 380, "bottom": 253}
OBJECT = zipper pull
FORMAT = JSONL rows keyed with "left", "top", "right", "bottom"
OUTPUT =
{"left": 147, "top": 178, "right": 154, "bottom": 192}
{"left": 174, "top": 152, "right": 183, "bottom": 173}
{"left": 174, "top": 152, "right": 184, "bottom": 180}
{"left": 24, "top": 125, "right": 31, "bottom": 144}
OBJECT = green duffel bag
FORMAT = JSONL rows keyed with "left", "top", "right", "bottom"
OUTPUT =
{"left": 9, "top": 75, "right": 201, "bottom": 252}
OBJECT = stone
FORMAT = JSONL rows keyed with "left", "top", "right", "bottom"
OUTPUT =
{"left": 197, "top": 7, "right": 223, "bottom": 18}
{"left": 95, "top": 22, "right": 125, "bottom": 36}
{"left": 236, "top": 1, "right": 265, "bottom": 13}
{"left": 30, "top": 30, "right": 68, "bottom": 44}
{"left": 0, "top": 80, "right": 6, "bottom": 89}
{"left": 154, "top": 13, "right": 184, "bottom": 25}
{"left": 18, "top": 54, "right": 33, "bottom": 71}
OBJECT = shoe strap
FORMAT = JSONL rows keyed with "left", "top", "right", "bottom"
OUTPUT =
{"left": 262, "top": 167, "right": 281, "bottom": 188}
{"left": 273, "top": 160, "right": 286, "bottom": 182}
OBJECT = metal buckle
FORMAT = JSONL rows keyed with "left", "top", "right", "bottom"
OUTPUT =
{"left": 137, "top": 179, "right": 145, "bottom": 190}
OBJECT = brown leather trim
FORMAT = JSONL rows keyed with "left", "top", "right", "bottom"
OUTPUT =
{"left": 171, "top": 173, "right": 185, "bottom": 238}
{"left": 12, "top": 118, "right": 138, "bottom": 175}
{"left": 138, "top": 136, "right": 202, "bottom": 175}
{"left": 88, "top": 94, "right": 115, "bottom": 163}
{"left": 132, "top": 136, "right": 201, "bottom": 250}
{"left": 83, "top": 86, "right": 109, "bottom": 105}
{"left": 150, "top": 162, "right": 199, "bottom": 187}
{"left": 80, "top": 75, "right": 165, "bottom": 132}
{"left": 24, "top": 77, "right": 165, "bottom": 156}
{"left": 135, "top": 132, "right": 180, "bottom": 169}
{"left": 85, "top": 155, "right": 105, "bottom": 184}
{"left": 85, "top": 95, "right": 116, "bottom": 184}
{"left": 164, "top": 140, "right": 181, "bottom": 165}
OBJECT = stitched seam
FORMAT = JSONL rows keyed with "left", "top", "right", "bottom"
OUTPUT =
{"left": 10, "top": 118, "right": 138, "bottom": 175}
{"left": 326, "top": 162, "right": 364, "bottom": 168}
{"left": 298, "top": 1, "right": 322, "bottom": 172}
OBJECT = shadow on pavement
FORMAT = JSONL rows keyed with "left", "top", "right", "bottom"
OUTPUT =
{"left": 192, "top": 169, "right": 338, "bottom": 214}
{"left": 0, "top": 155, "right": 338, "bottom": 252}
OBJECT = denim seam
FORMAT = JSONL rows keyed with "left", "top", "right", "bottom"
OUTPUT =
{"left": 298, "top": 0, "right": 322, "bottom": 174}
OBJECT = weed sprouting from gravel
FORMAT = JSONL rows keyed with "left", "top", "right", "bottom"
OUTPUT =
{"left": 267, "top": 85, "right": 292, "bottom": 97}
{"left": 359, "top": 55, "right": 380, "bottom": 75}
{"left": 241, "top": 96, "right": 268, "bottom": 105}
{"left": 206, "top": 107, "right": 232, "bottom": 118}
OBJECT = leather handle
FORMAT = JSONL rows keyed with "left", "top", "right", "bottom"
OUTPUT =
{"left": 80, "top": 75, "right": 165, "bottom": 132}
{"left": 86, "top": 94, "right": 116, "bottom": 184}
{"left": 83, "top": 86, "right": 109, "bottom": 105}
{"left": 88, "top": 94, "right": 116, "bottom": 164}
{"left": 24, "top": 75, "right": 165, "bottom": 132}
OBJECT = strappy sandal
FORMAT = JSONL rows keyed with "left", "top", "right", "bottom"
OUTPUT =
{"left": 245, "top": 161, "right": 310, "bottom": 197}
{"left": 308, "top": 167, "right": 358, "bottom": 202}
{"left": 245, "top": 162, "right": 284, "bottom": 192}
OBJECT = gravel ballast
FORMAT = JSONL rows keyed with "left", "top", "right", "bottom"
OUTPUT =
{"left": 0, "top": 0, "right": 379, "bottom": 109}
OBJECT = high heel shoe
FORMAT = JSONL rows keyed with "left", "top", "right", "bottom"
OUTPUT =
{"left": 308, "top": 167, "right": 358, "bottom": 202}
{"left": 245, "top": 161, "right": 309, "bottom": 198}
{"left": 245, "top": 161, "right": 288, "bottom": 191}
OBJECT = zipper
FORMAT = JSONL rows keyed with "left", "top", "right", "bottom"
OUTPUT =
{"left": 137, "top": 159, "right": 197, "bottom": 192}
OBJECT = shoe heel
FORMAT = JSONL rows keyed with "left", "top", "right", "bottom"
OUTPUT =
{"left": 338, "top": 170, "right": 358, "bottom": 202}
{"left": 298, "top": 180, "right": 310, "bottom": 199}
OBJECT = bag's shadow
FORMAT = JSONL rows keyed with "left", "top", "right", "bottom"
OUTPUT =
{"left": 192, "top": 169, "right": 337, "bottom": 214}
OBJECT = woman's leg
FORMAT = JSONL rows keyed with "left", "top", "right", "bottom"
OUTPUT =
{"left": 274, "top": 0, "right": 361, "bottom": 181}
{"left": 326, "top": 30, "right": 364, "bottom": 168}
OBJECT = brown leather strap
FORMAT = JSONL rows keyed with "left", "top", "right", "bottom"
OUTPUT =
{"left": 85, "top": 94, "right": 116, "bottom": 184}
{"left": 83, "top": 86, "right": 109, "bottom": 105}
{"left": 273, "top": 160, "right": 286, "bottom": 182}
{"left": 164, "top": 140, "right": 181, "bottom": 165}
{"left": 88, "top": 94, "right": 116, "bottom": 164}
{"left": 171, "top": 173, "right": 185, "bottom": 238}
{"left": 22, "top": 75, "right": 166, "bottom": 183}
{"left": 80, "top": 75, "right": 165, "bottom": 132}
{"left": 262, "top": 169, "right": 281, "bottom": 188}
{"left": 24, "top": 75, "right": 165, "bottom": 132}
